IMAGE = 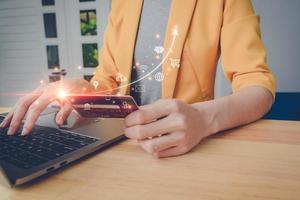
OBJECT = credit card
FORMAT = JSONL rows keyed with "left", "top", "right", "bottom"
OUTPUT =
{"left": 68, "top": 95, "right": 139, "bottom": 118}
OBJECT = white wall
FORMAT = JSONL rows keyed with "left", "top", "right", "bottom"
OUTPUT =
{"left": 0, "top": 0, "right": 46, "bottom": 105}
{"left": 0, "top": 0, "right": 110, "bottom": 107}
{"left": 215, "top": 0, "right": 300, "bottom": 97}
{"left": 253, "top": 0, "right": 300, "bottom": 92}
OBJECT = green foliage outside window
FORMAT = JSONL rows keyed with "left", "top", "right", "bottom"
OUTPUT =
{"left": 80, "top": 10, "right": 97, "bottom": 36}
{"left": 82, "top": 43, "right": 98, "bottom": 68}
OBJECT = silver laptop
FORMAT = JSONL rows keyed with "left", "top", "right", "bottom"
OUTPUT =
{"left": 0, "top": 107, "right": 126, "bottom": 187}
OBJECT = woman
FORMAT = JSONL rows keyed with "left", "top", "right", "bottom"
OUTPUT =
{"left": 0, "top": 0, "right": 275, "bottom": 158}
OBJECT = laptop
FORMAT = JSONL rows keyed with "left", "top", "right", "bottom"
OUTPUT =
{"left": 0, "top": 107, "right": 126, "bottom": 187}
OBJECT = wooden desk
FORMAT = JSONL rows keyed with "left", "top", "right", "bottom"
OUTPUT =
{"left": 0, "top": 107, "right": 300, "bottom": 200}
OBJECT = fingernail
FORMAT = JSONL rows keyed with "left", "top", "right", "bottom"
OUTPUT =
{"left": 7, "top": 127, "right": 15, "bottom": 135}
{"left": 0, "top": 119, "right": 7, "bottom": 128}
{"left": 21, "top": 128, "right": 28, "bottom": 136}
{"left": 58, "top": 116, "right": 64, "bottom": 125}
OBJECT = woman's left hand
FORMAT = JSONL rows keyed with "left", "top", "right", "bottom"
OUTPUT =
{"left": 124, "top": 99, "right": 215, "bottom": 158}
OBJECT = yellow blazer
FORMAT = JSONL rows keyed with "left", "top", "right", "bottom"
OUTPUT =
{"left": 91, "top": 0, "right": 276, "bottom": 103}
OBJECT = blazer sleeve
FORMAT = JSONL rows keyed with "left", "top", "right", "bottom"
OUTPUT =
{"left": 90, "top": 2, "right": 119, "bottom": 94}
{"left": 220, "top": 0, "right": 276, "bottom": 98}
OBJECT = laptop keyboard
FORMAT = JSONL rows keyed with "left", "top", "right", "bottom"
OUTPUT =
{"left": 0, "top": 116, "right": 99, "bottom": 170}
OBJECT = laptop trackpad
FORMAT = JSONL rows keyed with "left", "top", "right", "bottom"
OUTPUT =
{"left": 36, "top": 107, "right": 125, "bottom": 141}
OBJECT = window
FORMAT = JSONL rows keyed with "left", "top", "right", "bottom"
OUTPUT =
{"left": 43, "top": 13, "right": 58, "bottom": 38}
{"left": 84, "top": 75, "right": 94, "bottom": 81}
{"left": 46, "top": 45, "right": 60, "bottom": 69}
{"left": 80, "top": 10, "right": 97, "bottom": 36}
{"left": 39, "top": 0, "right": 109, "bottom": 81}
{"left": 42, "top": 0, "right": 55, "bottom": 6}
{"left": 82, "top": 43, "right": 98, "bottom": 68}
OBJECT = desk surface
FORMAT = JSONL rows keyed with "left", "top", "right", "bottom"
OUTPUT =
{"left": 0, "top": 107, "right": 300, "bottom": 200}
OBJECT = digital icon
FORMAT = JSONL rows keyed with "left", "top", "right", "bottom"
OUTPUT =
{"left": 154, "top": 72, "right": 164, "bottom": 82}
{"left": 135, "top": 84, "right": 145, "bottom": 93}
{"left": 92, "top": 80, "right": 99, "bottom": 89}
{"left": 122, "top": 101, "right": 129, "bottom": 109}
{"left": 84, "top": 103, "right": 91, "bottom": 111}
{"left": 154, "top": 46, "right": 164, "bottom": 54}
{"left": 170, "top": 58, "right": 180, "bottom": 68}
{"left": 116, "top": 73, "right": 127, "bottom": 83}
{"left": 105, "top": 95, "right": 111, "bottom": 101}
{"left": 137, "top": 65, "right": 149, "bottom": 73}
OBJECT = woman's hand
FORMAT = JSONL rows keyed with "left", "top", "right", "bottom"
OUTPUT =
{"left": 124, "top": 99, "right": 216, "bottom": 158}
{"left": 124, "top": 87, "right": 273, "bottom": 158}
{"left": 0, "top": 78, "right": 95, "bottom": 136}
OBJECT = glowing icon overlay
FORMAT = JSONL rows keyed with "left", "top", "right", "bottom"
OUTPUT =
{"left": 154, "top": 46, "right": 164, "bottom": 54}
{"left": 134, "top": 85, "right": 146, "bottom": 93}
{"left": 92, "top": 80, "right": 99, "bottom": 89}
{"left": 84, "top": 103, "right": 91, "bottom": 111}
{"left": 116, "top": 72, "right": 127, "bottom": 83}
{"left": 154, "top": 72, "right": 164, "bottom": 82}
{"left": 97, "top": 25, "right": 179, "bottom": 94}
{"left": 170, "top": 58, "right": 180, "bottom": 69}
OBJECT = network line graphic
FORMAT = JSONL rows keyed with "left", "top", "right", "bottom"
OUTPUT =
{"left": 0, "top": 26, "right": 180, "bottom": 97}
{"left": 94, "top": 25, "right": 180, "bottom": 94}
